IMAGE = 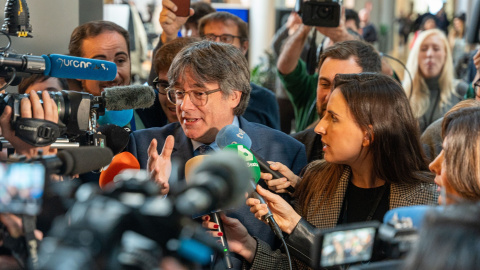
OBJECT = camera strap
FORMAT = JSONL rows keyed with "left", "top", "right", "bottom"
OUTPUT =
{"left": 22, "top": 215, "right": 39, "bottom": 270}
{"left": 14, "top": 118, "right": 66, "bottom": 147}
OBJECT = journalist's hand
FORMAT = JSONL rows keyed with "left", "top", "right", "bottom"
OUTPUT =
{"left": 201, "top": 213, "right": 257, "bottom": 263}
{"left": 0, "top": 91, "right": 58, "bottom": 158}
{"left": 260, "top": 161, "right": 301, "bottom": 193}
{"left": 247, "top": 185, "right": 302, "bottom": 234}
{"left": 315, "top": 7, "right": 356, "bottom": 43}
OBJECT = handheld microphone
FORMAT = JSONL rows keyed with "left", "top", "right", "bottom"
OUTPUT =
{"left": 383, "top": 205, "right": 435, "bottom": 229}
{"left": 99, "top": 151, "right": 140, "bottom": 189}
{"left": 216, "top": 125, "right": 295, "bottom": 193}
{"left": 183, "top": 153, "right": 249, "bottom": 269}
{"left": 176, "top": 151, "right": 250, "bottom": 216}
{"left": 38, "top": 146, "right": 113, "bottom": 175}
{"left": 0, "top": 53, "right": 117, "bottom": 81}
{"left": 224, "top": 144, "right": 284, "bottom": 240}
{"left": 185, "top": 155, "right": 207, "bottom": 183}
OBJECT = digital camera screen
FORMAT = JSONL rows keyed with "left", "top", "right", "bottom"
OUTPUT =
{"left": 0, "top": 162, "right": 45, "bottom": 215}
{"left": 320, "top": 226, "right": 376, "bottom": 267}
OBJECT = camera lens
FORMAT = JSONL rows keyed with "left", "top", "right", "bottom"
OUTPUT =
{"left": 318, "top": 6, "right": 331, "bottom": 18}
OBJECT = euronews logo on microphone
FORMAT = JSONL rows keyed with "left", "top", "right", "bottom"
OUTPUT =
{"left": 56, "top": 57, "right": 109, "bottom": 70}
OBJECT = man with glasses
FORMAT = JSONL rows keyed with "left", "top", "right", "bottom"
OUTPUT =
{"left": 127, "top": 41, "right": 307, "bottom": 269}
{"left": 152, "top": 37, "right": 200, "bottom": 123}
{"left": 150, "top": 0, "right": 281, "bottom": 130}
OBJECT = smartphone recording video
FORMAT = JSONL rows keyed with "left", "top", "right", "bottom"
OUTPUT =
{"left": 0, "top": 162, "right": 45, "bottom": 216}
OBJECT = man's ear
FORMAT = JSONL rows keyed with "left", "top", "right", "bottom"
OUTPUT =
{"left": 240, "top": 40, "right": 249, "bottom": 55}
{"left": 229, "top": 90, "right": 242, "bottom": 109}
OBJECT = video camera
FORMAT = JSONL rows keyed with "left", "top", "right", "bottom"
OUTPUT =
{"left": 312, "top": 217, "right": 418, "bottom": 269}
{"left": 0, "top": 85, "right": 154, "bottom": 147}
{"left": 0, "top": 146, "right": 114, "bottom": 269}
{"left": 1, "top": 91, "right": 105, "bottom": 136}
{"left": 295, "top": 0, "right": 342, "bottom": 27}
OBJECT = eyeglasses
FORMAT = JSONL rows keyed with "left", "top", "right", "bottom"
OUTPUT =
{"left": 166, "top": 87, "right": 222, "bottom": 106}
{"left": 474, "top": 79, "right": 480, "bottom": 99}
{"left": 202, "top": 34, "right": 242, "bottom": 44}
{"left": 152, "top": 77, "right": 169, "bottom": 95}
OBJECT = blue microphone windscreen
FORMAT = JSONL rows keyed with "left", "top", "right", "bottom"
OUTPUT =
{"left": 97, "top": 109, "right": 133, "bottom": 127}
{"left": 215, "top": 124, "right": 252, "bottom": 149}
{"left": 383, "top": 205, "right": 435, "bottom": 229}
{"left": 46, "top": 54, "right": 117, "bottom": 81}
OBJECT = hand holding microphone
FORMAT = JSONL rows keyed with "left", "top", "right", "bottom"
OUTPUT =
{"left": 201, "top": 213, "right": 258, "bottom": 264}
{"left": 261, "top": 161, "right": 300, "bottom": 194}
{"left": 215, "top": 124, "right": 297, "bottom": 193}
{"left": 246, "top": 185, "right": 302, "bottom": 235}
{"left": 147, "top": 135, "right": 174, "bottom": 195}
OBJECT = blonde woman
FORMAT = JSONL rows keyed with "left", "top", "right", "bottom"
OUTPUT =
{"left": 403, "top": 29, "right": 467, "bottom": 132}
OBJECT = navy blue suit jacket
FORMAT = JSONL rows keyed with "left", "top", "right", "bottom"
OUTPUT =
{"left": 126, "top": 117, "right": 307, "bottom": 268}
{"left": 246, "top": 83, "right": 281, "bottom": 130}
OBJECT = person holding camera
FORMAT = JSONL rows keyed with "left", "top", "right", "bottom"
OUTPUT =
{"left": 152, "top": 0, "right": 281, "bottom": 130}
{"left": 0, "top": 91, "right": 57, "bottom": 268}
{"left": 203, "top": 73, "right": 437, "bottom": 269}
{"left": 276, "top": 7, "right": 360, "bottom": 133}
{"left": 0, "top": 91, "right": 58, "bottom": 159}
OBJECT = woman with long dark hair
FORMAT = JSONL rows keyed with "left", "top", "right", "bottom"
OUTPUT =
{"left": 203, "top": 73, "right": 437, "bottom": 269}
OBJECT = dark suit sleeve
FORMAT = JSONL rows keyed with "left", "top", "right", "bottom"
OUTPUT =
{"left": 126, "top": 132, "right": 139, "bottom": 158}
{"left": 244, "top": 83, "right": 281, "bottom": 130}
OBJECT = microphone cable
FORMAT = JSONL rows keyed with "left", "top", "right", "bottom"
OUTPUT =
{"left": 380, "top": 52, "right": 413, "bottom": 100}
{"left": 251, "top": 188, "right": 293, "bottom": 270}
{"left": 278, "top": 227, "right": 293, "bottom": 270}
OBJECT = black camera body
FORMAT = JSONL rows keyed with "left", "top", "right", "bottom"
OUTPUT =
{"left": 296, "top": 0, "right": 342, "bottom": 27}
{"left": 311, "top": 219, "right": 418, "bottom": 269}
{"left": 0, "top": 90, "right": 104, "bottom": 137}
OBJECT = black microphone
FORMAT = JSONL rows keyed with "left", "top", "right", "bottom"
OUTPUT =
{"left": 249, "top": 181, "right": 284, "bottom": 240}
{"left": 175, "top": 151, "right": 250, "bottom": 216}
{"left": 96, "top": 124, "right": 130, "bottom": 155}
{"left": 249, "top": 148, "right": 295, "bottom": 193}
{"left": 224, "top": 143, "right": 285, "bottom": 240}
{"left": 211, "top": 212, "right": 233, "bottom": 268}
{"left": 184, "top": 155, "right": 233, "bottom": 268}
{"left": 215, "top": 125, "right": 295, "bottom": 193}
{"left": 39, "top": 146, "right": 113, "bottom": 175}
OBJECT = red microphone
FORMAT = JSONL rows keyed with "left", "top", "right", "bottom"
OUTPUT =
{"left": 99, "top": 151, "right": 140, "bottom": 189}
